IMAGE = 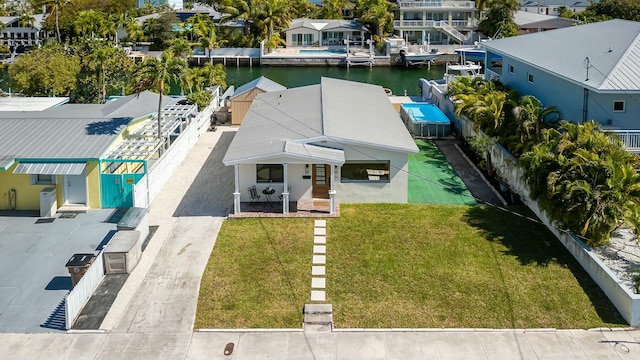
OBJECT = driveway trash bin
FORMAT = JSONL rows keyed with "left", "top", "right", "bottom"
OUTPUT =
{"left": 65, "top": 253, "right": 96, "bottom": 287}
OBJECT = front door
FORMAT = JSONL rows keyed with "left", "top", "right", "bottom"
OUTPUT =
{"left": 312, "top": 164, "right": 331, "bottom": 199}
{"left": 64, "top": 172, "right": 87, "bottom": 205}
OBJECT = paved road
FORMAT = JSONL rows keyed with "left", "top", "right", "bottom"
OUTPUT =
{"left": 1, "top": 128, "right": 639, "bottom": 359}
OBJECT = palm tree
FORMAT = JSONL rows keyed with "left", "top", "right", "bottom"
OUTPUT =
{"left": 133, "top": 51, "right": 187, "bottom": 146}
{"left": 17, "top": 13, "right": 35, "bottom": 29}
{"left": 256, "top": 0, "right": 291, "bottom": 44}
{"left": 319, "top": 0, "right": 352, "bottom": 19}
{"left": 219, "top": 0, "right": 258, "bottom": 35}
{"left": 511, "top": 95, "right": 561, "bottom": 141}
{"left": 168, "top": 38, "right": 193, "bottom": 60}
{"left": 357, "top": 0, "right": 397, "bottom": 39}
{"left": 198, "top": 26, "right": 226, "bottom": 63}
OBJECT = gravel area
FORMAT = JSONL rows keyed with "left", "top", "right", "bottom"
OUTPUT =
{"left": 592, "top": 227, "right": 640, "bottom": 294}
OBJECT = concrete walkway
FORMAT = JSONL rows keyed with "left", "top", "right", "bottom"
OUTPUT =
{"left": 1, "top": 128, "right": 639, "bottom": 359}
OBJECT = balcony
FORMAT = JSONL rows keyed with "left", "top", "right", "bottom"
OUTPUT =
{"left": 397, "top": 1, "right": 476, "bottom": 9}
{"left": 604, "top": 130, "right": 640, "bottom": 153}
{"left": 394, "top": 19, "right": 476, "bottom": 28}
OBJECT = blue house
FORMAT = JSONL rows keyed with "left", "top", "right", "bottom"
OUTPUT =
{"left": 483, "top": 20, "right": 640, "bottom": 140}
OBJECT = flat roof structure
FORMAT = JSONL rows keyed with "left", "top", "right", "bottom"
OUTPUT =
{"left": 0, "top": 96, "right": 69, "bottom": 111}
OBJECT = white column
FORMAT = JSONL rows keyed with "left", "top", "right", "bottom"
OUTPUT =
{"left": 282, "top": 163, "right": 289, "bottom": 214}
{"left": 233, "top": 164, "right": 241, "bottom": 214}
{"left": 329, "top": 164, "right": 336, "bottom": 215}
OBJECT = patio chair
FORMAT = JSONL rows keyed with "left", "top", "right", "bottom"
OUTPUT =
{"left": 248, "top": 185, "right": 261, "bottom": 206}
{"left": 279, "top": 186, "right": 292, "bottom": 202}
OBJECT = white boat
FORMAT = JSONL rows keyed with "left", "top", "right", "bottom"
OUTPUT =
{"left": 399, "top": 47, "right": 439, "bottom": 66}
{"left": 444, "top": 61, "right": 484, "bottom": 83}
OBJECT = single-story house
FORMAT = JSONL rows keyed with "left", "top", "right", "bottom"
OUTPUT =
{"left": 0, "top": 91, "right": 186, "bottom": 212}
{"left": 223, "top": 77, "right": 419, "bottom": 215}
{"left": 283, "top": 18, "right": 369, "bottom": 47}
{"left": 513, "top": 10, "right": 579, "bottom": 34}
{"left": 483, "top": 19, "right": 640, "bottom": 132}
{"left": 229, "top": 76, "right": 286, "bottom": 125}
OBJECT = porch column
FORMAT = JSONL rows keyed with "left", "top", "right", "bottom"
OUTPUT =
{"left": 329, "top": 164, "right": 336, "bottom": 215}
{"left": 282, "top": 163, "right": 289, "bottom": 214}
{"left": 233, "top": 164, "right": 241, "bottom": 214}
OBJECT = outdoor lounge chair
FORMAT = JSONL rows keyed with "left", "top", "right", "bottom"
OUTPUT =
{"left": 248, "top": 185, "right": 261, "bottom": 206}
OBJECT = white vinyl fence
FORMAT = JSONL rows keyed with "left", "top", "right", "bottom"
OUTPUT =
{"left": 133, "top": 174, "right": 149, "bottom": 209}
{"left": 65, "top": 251, "right": 105, "bottom": 330}
{"left": 458, "top": 115, "right": 640, "bottom": 326}
{"left": 147, "top": 101, "right": 213, "bottom": 203}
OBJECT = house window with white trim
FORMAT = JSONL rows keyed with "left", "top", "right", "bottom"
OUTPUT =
{"left": 613, "top": 100, "right": 625, "bottom": 112}
{"left": 256, "top": 164, "right": 283, "bottom": 183}
{"left": 31, "top": 174, "right": 56, "bottom": 185}
{"left": 527, "top": 73, "right": 534, "bottom": 83}
{"left": 508, "top": 65, "right": 514, "bottom": 73}
{"left": 341, "top": 161, "right": 390, "bottom": 183}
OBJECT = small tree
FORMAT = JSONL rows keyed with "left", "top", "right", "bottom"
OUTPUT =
{"left": 132, "top": 51, "right": 187, "bottom": 145}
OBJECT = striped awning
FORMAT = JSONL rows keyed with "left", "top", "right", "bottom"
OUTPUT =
{"left": 13, "top": 163, "right": 86, "bottom": 175}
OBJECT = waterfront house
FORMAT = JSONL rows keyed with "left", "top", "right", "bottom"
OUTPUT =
{"left": 394, "top": 0, "right": 478, "bottom": 45}
{"left": 0, "top": 13, "right": 46, "bottom": 49}
{"left": 223, "top": 77, "right": 418, "bottom": 216}
{"left": 513, "top": 10, "right": 578, "bottom": 34}
{"left": 482, "top": 19, "right": 640, "bottom": 150}
{"left": 230, "top": 76, "right": 286, "bottom": 125}
{"left": 519, "top": 0, "right": 592, "bottom": 16}
{"left": 0, "top": 92, "right": 191, "bottom": 212}
{"left": 283, "top": 18, "right": 369, "bottom": 47}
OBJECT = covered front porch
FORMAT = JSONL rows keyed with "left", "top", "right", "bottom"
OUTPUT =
{"left": 229, "top": 158, "right": 343, "bottom": 218}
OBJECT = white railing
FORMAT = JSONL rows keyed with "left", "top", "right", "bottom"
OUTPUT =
{"left": 436, "top": 20, "right": 468, "bottom": 42}
{"left": 65, "top": 251, "right": 105, "bottom": 330}
{"left": 398, "top": 1, "right": 475, "bottom": 8}
{"left": 486, "top": 69, "right": 501, "bottom": 82}
{"left": 605, "top": 130, "right": 640, "bottom": 153}
{"left": 395, "top": 19, "right": 475, "bottom": 28}
{"left": 456, "top": 114, "right": 640, "bottom": 326}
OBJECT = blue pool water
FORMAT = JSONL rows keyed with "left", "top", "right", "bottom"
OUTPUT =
{"left": 401, "top": 103, "right": 450, "bottom": 123}
{"left": 299, "top": 49, "right": 346, "bottom": 55}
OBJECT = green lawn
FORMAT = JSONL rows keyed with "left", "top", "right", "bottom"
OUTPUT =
{"left": 195, "top": 204, "right": 626, "bottom": 329}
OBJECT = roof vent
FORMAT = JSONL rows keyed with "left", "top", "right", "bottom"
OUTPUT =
{"left": 608, "top": 46, "right": 613, "bottom": 53}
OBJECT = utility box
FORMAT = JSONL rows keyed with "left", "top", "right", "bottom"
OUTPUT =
{"left": 40, "top": 188, "right": 57, "bottom": 218}
{"left": 103, "top": 230, "right": 141, "bottom": 275}
{"left": 65, "top": 253, "right": 96, "bottom": 287}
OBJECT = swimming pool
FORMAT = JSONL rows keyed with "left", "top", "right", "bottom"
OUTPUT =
{"left": 299, "top": 49, "right": 346, "bottom": 55}
{"left": 400, "top": 103, "right": 451, "bottom": 138}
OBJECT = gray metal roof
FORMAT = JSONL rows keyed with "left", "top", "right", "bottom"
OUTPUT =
{"left": 513, "top": 10, "right": 578, "bottom": 26}
{"left": 520, "top": 0, "right": 591, "bottom": 7}
{"left": 230, "top": 76, "right": 286, "bottom": 99}
{"left": 13, "top": 163, "right": 86, "bottom": 175}
{"left": 223, "top": 78, "right": 417, "bottom": 166}
{"left": 285, "top": 18, "right": 369, "bottom": 32}
{"left": 482, "top": 19, "right": 640, "bottom": 92}
{"left": 0, "top": 91, "right": 172, "bottom": 165}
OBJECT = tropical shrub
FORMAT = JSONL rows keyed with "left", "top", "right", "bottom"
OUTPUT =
{"left": 520, "top": 121, "right": 640, "bottom": 245}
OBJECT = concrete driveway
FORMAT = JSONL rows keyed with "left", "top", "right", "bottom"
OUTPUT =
{"left": 0, "top": 210, "right": 117, "bottom": 333}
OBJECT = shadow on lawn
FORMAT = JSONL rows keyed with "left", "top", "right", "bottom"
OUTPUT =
{"left": 463, "top": 205, "right": 627, "bottom": 325}
{"left": 414, "top": 141, "right": 452, "bottom": 172}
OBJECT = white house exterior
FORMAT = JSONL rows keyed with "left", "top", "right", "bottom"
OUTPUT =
{"left": 519, "top": 0, "right": 592, "bottom": 16}
{"left": 394, "top": 0, "right": 478, "bottom": 45}
{"left": 0, "top": 14, "right": 46, "bottom": 47}
{"left": 283, "top": 18, "right": 369, "bottom": 47}
{"left": 483, "top": 20, "right": 640, "bottom": 133}
{"left": 223, "top": 77, "right": 418, "bottom": 215}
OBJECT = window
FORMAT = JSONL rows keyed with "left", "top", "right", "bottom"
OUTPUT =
{"left": 341, "top": 161, "right": 390, "bottom": 182}
{"left": 31, "top": 174, "right": 56, "bottom": 185}
{"left": 256, "top": 164, "right": 283, "bottom": 183}
{"left": 527, "top": 73, "right": 534, "bottom": 83}
{"left": 508, "top": 65, "right": 514, "bottom": 73}
{"left": 613, "top": 100, "right": 625, "bottom": 112}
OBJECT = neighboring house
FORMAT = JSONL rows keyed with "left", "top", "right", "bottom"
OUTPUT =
{"left": 0, "top": 13, "right": 46, "bottom": 48}
{"left": 283, "top": 18, "right": 369, "bottom": 47}
{"left": 137, "top": 0, "right": 183, "bottom": 9}
{"left": 519, "top": 0, "right": 593, "bottom": 16}
{"left": 483, "top": 19, "right": 640, "bottom": 136}
{"left": 229, "top": 76, "right": 286, "bottom": 125}
{"left": 513, "top": 10, "right": 578, "bottom": 34}
{"left": 394, "top": 0, "right": 478, "bottom": 45}
{"left": 0, "top": 91, "right": 190, "bottom": 212}
{"left": 223, "top": 77, "right": 418, "bottom": 215}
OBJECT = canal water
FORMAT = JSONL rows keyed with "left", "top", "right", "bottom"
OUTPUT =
{"left": 0, "top": 64, "right": 445, "bottom": 97}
